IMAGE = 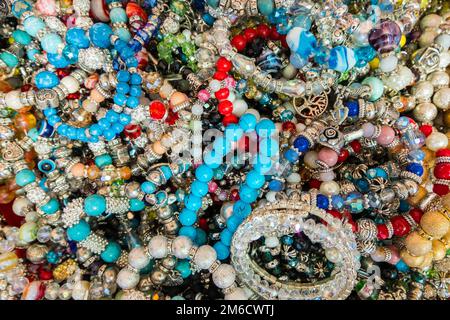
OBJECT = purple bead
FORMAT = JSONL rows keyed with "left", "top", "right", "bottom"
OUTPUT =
{"left": 368, "top": 20, "right": 401, "bottom": 53}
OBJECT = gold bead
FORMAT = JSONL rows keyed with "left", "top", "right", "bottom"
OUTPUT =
{"left": 400, "top": 249, "right": 425, "bottom": 268}
{"left": 408, "top": 186, "right": 428, "bottom": 206}
{"left": 443, "top": 110, "right": 450, "bottom": 127}
{"left": 420, "top": 211, "right": 450, "bottom": 238}
{"left": 431, "top": 240, "right": 446, "bottom": 261}
{"left": 417, "top": 251, "right": 434, "bottom": 270}
{"left": 405, "top": 231, "right": 432, "bottom": 256}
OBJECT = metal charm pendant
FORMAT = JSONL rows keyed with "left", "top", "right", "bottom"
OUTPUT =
{"left": 293, "top": 91, "right": 328, "bottom": 119}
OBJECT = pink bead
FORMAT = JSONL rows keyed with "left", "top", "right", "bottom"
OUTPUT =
{"left": 362, "top": 122, "right": 375, "bottom": 138}
{"left": 218, "top": 191, "right": 228, "bottom": 201}
{"left": 36, "top": 0, "right": 57, "bottom": 16}
{"left": 65, "top": 15, "right": 78, "bottom": 28}
{"left": 208, "top": 181, "right": 218, "bottom": 193}
{"left": 198, "top": 89, "right": 210, "bottom": 102}
{"left": 319, "top": 171, "right": 335, "bottom": 182}
{"left": 387, "top": 246, "right": 400, "bottom": 265}
{"left": 318, "top": 147, "right": 339, "bottom": 167}
{"left": 225, "top": 77, "right": 236, "bottom": 88}
{"left": 376, "top": 125, "right": 396, "bottom": 146}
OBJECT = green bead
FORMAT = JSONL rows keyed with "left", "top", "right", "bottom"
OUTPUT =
{"left": 362, "top": 77, "right": 384, "bottom": 102}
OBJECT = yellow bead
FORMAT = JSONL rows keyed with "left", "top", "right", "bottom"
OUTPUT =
{"left": 405, "top": 230, "right": 432, "bottom": 256}
{"left": 417, "top": 251, "right": 434, "bottom": 269}
{"left": 408, "top": 185, "right": 428, "bottom": 206}
{"left": 420, "top": 211, "right": 450, "bottom": 238}
{"left": 0, "top": 252, "right": 18, "bottom": 272}
{"left": 400, "top": 249, "right": 425, "bottom": 268}
{"left": 420, "top": 0, "right": 429, "bottom": 9}
{"left": 400, "top": 35, "right": 407, "bottom": 48}
{"left": 431, "top": 240, "right": 446, "bottom": 261}
{"left": 8, "top": 37, "right": 14, "bottom": 44}
{"left": 369, "top": 57, "right": 379, "bottom": 69}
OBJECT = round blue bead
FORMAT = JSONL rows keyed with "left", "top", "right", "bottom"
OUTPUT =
{"left": 269, "top": 179, "right": 283, "bottom": 191}
{"left": 317, "top": 194, "right": 329, "bottom": 209}
{"left": 16, "top": 169, "right": 36, "bottom": 187}
{"left": 179, "top": 208, "right": 197, "bottom": 226}
{"left": 184, "top": 194, "right": 202, "bottom": 212}
{"left": 255, "top": 119, "right": 276, "bottom": 138}
{"left": 179, "top": 226, "right": 197, "bottom": 240}
{"left": 100, "top": 241, "right": 121, "bottom": 263}
{"left": 239, "top": 185, "right": 258, "bottom": 203}
{"left": 119, "top": 113, "right": 131, "bottom": 125}
{"left": 214, "top": 242, "right": 230, "bottom": 260}
{"left": 89, "top": 23, "right": 113, "bottom": 48}
{"left": 226, "top": 215, "right": 242, "bottom": 233}
{"left": 129, "top": 199, "right": 145, "bottom": 212}
{"left": 395, "top": 260, "right": 409, "bottom": 272}
{"left": 47, "top": 53, "right": 70, "bottom": 68}
{"left": 66, "top": 28, "right": 90, "bottom": 49}
{"left": 40, "top": 33, "right": 63, "bottom": 55}
{"left": 233, "top": 200, "right": 252, "bottom": 220}
{"left": 175, "top": 260, "right": 192, "bottom": 278}
{"left": 203, "top": 151, "right": 222, "bottom": 169}
{"left": 225, "top": 124, "right": 244, "bottom": 142}
{"left": 191, "top": 180, "right": 209, "bottom": 197}
{"left": 12, "top": 30, "right": 31, "bottom": 45}
{"left": 406, "top": 163, "right": 424, "bottom": 176}
{"left": 195, "top": 229, "right": 207, "bottom": 246}
{"left": 344, "top": 100, "right": 359, "bottom": 117}
{"left": 246, "top": 170, "right": 265, "bottom": 189}
{"left": 195, "top": 165, "right": 214, "bottom": 182}
{"left": 238, "top": 113, "right": 257, "bottom": 132}
{"left": 220, "top": 228, "right": 233, "bottom": 246}
{"left": 293, "top": 136, "right": 310, "bottom": 152}
{"left": 40, "top": 198, "right": 59, "bottom": 215}
{"left": 67, "top": 220, "right": 91, "bottom": 242}
{"left": 141, "top": 181, "right": 156, "bottom": 194}
{"left": 284, "top": 149, "right": 299, "bottom": 163}
{"left": 89, "top": 124, "right": 103, "bottom": 136}
{"left": 116, "top": 82, "right": 130, "bottom": 95}
{"left": 84, "top": 194, "right": 107, "bottom": 216}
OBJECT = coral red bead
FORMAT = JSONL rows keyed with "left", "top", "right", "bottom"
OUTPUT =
{"left": 165, "top": 109, "right": 179, "bottom": 125}
{"left": 434, "top": 163, "right": 450, "bottom": 180}
{"left": 216, "top": 57, "right": 232, "bottom": 73}
{"left": 230, "top": 188, "right": 240, "bottom": 201}
{"left": 243, "top": 28, "right": 258, "bottom": 42}
{"left": 391, "top": 216, "right": 411, "bottom": 236}
{"left": 419, "top": 124, "right": 433, "bottom": 137}
{"left": 349, "top": 140, "right": 362, "bottom": 153}
{"left": 231, "top": 35, "right": 247, "bottom": 51}
{"left": 21, "top": 84, "right": 32, "bottom": 92}
{"left": 377, "top": 224, "right": 389, "bottom": 240}
{"left": 215, "top": 87, "right": 230, "bottom": 101}
{"left": 56, "top": 69, "right": 69, "bottom": 79}
{"left": 256, "top": 24, "right": 271, "bottom": 38}
{"left": 125, "top": 2, "right": 147, "bottom": 21}
{"left": 67, "top": 92, "right": 80, "bottom": 100}
{"left": 222, "top": 114, "right": 238, "bottom": 126}
{"left": 337, "top": 148, "right": 350, "bottom": 163}
{"left": 124, "top": 124, "right": 142, "bottom": 139}
{"left": 269, "top": 26, "right": 280, "bottom": 40}
{"left": 433, "top": 184, "right": 449, "bottom": 196}
{"left": 408, "top": 208, "right": 423, "bottom": 223}
{"left": 309, "top": 179, "right": 321, "bottom": 189}
{"left": 326, "top": 209, "right": 342, "bottom": 219}
{"left": 281, "top": 121, "right": 296, "bottom": 132}
{"left": 39, "top": 268, "right": 53, "bottom": 280}
{"left": 213, "top": 71, "right": 228, "bottom": 81}
{"left": 218, "top": 100, "right": 233, "bottom": 115}
{"left": 436, "top": 149, "right": 450, "bottom": 157}
{"left": 149, "top": 100, "right": 167, "bottom": 120}
{"left": 199, "top": 218, "right": 208, "bottom": 231}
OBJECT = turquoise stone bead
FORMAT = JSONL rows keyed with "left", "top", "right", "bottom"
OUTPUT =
{"left": 15, "top": 169, "right": 36, "bottom": 187}
{"left": 0, "top": 52, "right": 18, "bottom": 68}
{"left": 110, "top": 8, "right": 127, "bottom": 23}
{"left": 27, "top": 48, "right": 40, "bottom": 62}
{"left": 100, "top": 241, "right": 121, "bottom": 263}
{"left": 328, "top": 46, "right": 356, "bottom": 73}
{"left": 206, "top": 0, "right": 219, "bottom": 8}
{"left": 84, "top": 194, "right": 107, "bottom": 216}
{"left": 175, "top": 260, "right": 192, "bottom": 278}
{"left": 362, "top": 77, "right": 384, "bottom": 102}
{"left": 66, "top": 28, "right": 90, "bottom": 49}
{"left": 115, "top": 27, "right": 131, "bottom": 42}
{"left": 62, "top": 45, "right": 79, "bottom": 64}
{"left": 94, "top": 154, "right": 112, "bottom": 168}
{"left": 40, "top": 198, "right": 60, "bottom": 215}
{"left": 23, "top": 16, "right": 45, "bottom": 37}
{"left": 141, "top": 181, "right": 156, "bottom": 194}
{"left": 12, "top": 30, "right": 31, "bottom": 45}
{"left": 67, "top": 220, "right": 91, "bottom": 242}
{"left": 41, "top": 33, "right": 63, "bottom": 54}
{"left": 89, "top": 23, "right": 113, "bottom": 49}
{"left": 35, "top": 71, "right": 59, "bottom": 89}
{"left": 257, "top": 0, "right": 274, "bottom": 16}
{"left": 129, "top": 199, "right": 145, "bottom": 212}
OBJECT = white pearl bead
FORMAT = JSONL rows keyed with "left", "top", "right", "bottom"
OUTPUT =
{"left": 419, "top": 30, "right": 438, "bottom": 48}
{"left": 5, "top": 90, "right": 23, "bottom": 110}
{"left": 325, "top": 248, "right": 342, "bottom": 263}
{"left": 172, "top": 236, "right": 193, "bottom": 259}
{"left": 379, "top": 55, "right": 398, "bottom": 73}
{"left": 227, "top": 90, "right": 236, "bottom": 103}
{"left": 433, "top": 87, "right": 450, "bottom": 110}
{"left": 413, "top": 102, "right": 438, "bottom": 122}
{"left": 224, "top": 287, "right": 247, "bottom": 300}
{"left": 245, "top": 109, "right": 260, "bottom": 121}
{"left": 71, "top": 281, "right": 90, "bottom": 300}
{"left": 232, "top": 99, "right": 248, "bottom": 117}
{"left": 60, "top": 76, "right": 80, "bottom": 94}
{"left": 265, "top": 191, "right": 277, "bottom": 203}
{"left": 265, "top": 236, "right": 279, "bottom": 248}
{"left": 304, "top": 151, "right": 319, "bottom": 169}
{"left": 428, "top": 71, "right": 450, "bottom": 87}
{"left": 212, "top": 264, "right": 236, "bottom": 289}
{"left": 320, "top": 181, "right": 340, "bottom": 196}
{"left": 412, "top": 81, "right": 434, "bottom": 101}
{"left": 12, "top": 197, "right": 32, "bottom": 217}
{"left": 128, "top": 247, "right": 151, "bottom": 270}
{"left": 116, "top": 268, "right": 140, "bottom": 289}
{"left": 194, "top": 245, "right": 217, "bottom": 270}
{"left": 426, "top": 132, "right": 448, "bottom": 151}
{"left": 296, "top": 123, "right": 306, "bottom": 132}
{"left": 436, "top": 34, "right": 450, "bottom": 51}
{"left": 439, "top": 51, "right": 450, "bottom": 69}
{"left": 420, "top": 14, "right": 442, "bottom": 30}
{"left": 286, "top": 173, "right": 301, "bottom": 184}
{"left": 148, "top": 235, "right": 168, "bottom": 259}
{"left": 320, "top": 171, "right": 335, "bottom": 182}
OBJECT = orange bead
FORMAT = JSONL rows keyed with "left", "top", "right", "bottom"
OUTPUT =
{"left": 13, "top": 112, "right": 36, "bottom": 134}
{"left": 71, "top": 163, "right": 85, "bottom": 177}
{"left": 119, "top": 167, "right": 132, "bottom": 180}
{"left": 169, "top": 92, "right": 188, "bottom": 108}
{"left": 152, "top": 141, "right": 166, "bottom": 155}
{"left": 90, "top": 89, "right": 105, "bottom": 103}
{"left": 87, "top": 165, "right": 101, "bottom": 180}
{"left": 0, "top": 184, "right": 15, "bottom": 204}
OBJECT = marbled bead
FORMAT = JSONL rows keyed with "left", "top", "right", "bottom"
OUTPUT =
{"left": 23, "top": 16, "right": 45, "bottom": 37}
{"left": 40, "top": 33, "right": 63, "bottom": 54}
{"left": 368, "top": 20, "right": 402, "bottom": 53}
{"left": 328, "top": 46, "right": 356, "bottom": 73}
{"left": 286, "top": 27, "right": 317, "bottom": 59}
